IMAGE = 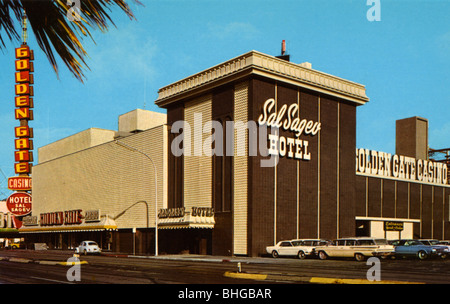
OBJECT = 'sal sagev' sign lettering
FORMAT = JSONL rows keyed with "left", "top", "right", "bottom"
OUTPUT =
{"left": 258, "top": 98, "right": 321, "bottom": 161}
{"left": 6, "top": 192, "right": 32, "bottom": 216}
{"left": 356, "top": 148, "right": 448, "bottom": 186}
{"left": 158, "top": 207, "right": 215, "bottom": 218}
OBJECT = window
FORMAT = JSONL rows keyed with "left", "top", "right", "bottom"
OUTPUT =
{"left": 316, "top": 240, "right": 328, "bottom": 246}
{"left": 358, "top": 239, "right": 375, "bottom": 246}
{"left": 346, "top": 240, "right": 356, "bottom": 246}
{"left": 280, "top": 242, "right": 292, "bottom": 247}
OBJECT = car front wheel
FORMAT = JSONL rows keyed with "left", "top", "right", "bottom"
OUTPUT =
{"left": 318, "top": 251, "right": 328, "bottom": 260}
{"left": 355, "top": 253, "right": 365, "bottom": 261}
{"left": 417, "top": 250, "right": 428, "bottom": 260}
{"left": 271, "top": 250, "right": 279, "bottom": 258}
{"left": 297, "top": 251, "right": 306, "bottom": 259}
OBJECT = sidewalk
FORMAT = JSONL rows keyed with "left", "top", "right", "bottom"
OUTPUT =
{"left": 104, "top": 252, "right": 275, "bottom": 264}
{"left": 0, "top": 248, "right": 275, "bottom": 265}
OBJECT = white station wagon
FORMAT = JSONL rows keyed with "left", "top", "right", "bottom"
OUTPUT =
{"left": 315, "top": 237, "right": 395, "bottom": 261}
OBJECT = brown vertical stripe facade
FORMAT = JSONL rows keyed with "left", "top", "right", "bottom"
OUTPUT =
{"left": 165, "top": 72, "right": 449, "bottom": 256}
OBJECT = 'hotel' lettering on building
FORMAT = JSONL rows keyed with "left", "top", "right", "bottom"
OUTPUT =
{"left": 258, "top": 98, "right": 321, "bottom": 161}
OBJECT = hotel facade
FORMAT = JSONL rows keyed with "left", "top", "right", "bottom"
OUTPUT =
{"left": 17, "top": 51, "right": 449, "bottom": 257}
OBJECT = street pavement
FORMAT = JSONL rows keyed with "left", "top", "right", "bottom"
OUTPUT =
{"left": 1, "top": 249, "right": 448, "bottom": 284}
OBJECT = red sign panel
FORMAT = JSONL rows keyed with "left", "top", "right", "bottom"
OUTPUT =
{"left": 6, "top": 192, "right": 32, "bottom": 216}
{"left": 8, "top": 176, "right": 32, "bottom": 191}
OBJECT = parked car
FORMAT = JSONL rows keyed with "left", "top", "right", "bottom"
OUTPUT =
{"left": 266, "top": 240, "right": 300, "bottom": 258}
{"left": 390, "top": 239, "right": 437, "bottom": 260}
{"left": 289, "top": 239, "right": 331, "bottom": 259}
{"left": 315, "top": 237, "right": 395, "bottom": 261}
{"left": 266, "top": 240, "right": 319, "bottom": 259}
{"left": 2, "top": 238, "right": 24, "bottom": 249}
{"left": 75, "top": 241, "right": 101, "bottom": 255}
{"left": 419, "top": 239, "right": 449, "bottom": 259}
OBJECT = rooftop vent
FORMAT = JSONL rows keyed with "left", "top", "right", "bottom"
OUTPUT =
{"left": 276, "top": 40, "right": 290, "bottom": 62}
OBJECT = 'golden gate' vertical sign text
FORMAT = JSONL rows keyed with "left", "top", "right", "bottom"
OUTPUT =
{"left": 14, "top": 45, "right": 34, "bottom": 175}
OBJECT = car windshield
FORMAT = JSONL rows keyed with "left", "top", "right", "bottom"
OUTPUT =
{"left": 406, "top": 240, "right": 424, "bottom": 246}
{"left": 429, "top": 240, "right": 439, "bottom": 245}
{"left": 87, "top": 242, "right": 98, "bottom": 246}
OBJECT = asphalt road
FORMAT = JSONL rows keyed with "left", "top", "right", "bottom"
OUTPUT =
{"left": 1, "top": 249, "right": 449, "bottom": 285}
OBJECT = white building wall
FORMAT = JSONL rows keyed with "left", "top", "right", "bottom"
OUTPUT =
{"left": 32, "top": 124, "right": 167, "bottom": 229}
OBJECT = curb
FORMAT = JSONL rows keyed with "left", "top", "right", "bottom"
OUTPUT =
{"left": 223, "top": 271, "right": 425, "bottom": 284}
{"left": 57, "top": 260, "right": 89, "bottom": 266}
{"left": 308, "top": 277, "right": 425, "bottom": 284}
{"left": 0, "top": 256, "right": 88, "bottom": 266}
{"left": 8, "top": 257, "right": 31, "bottom": 264}
{"left": 103, "top": 253, "right": 242, "bottom": 263}
{"left": 224, "top": 271, "right": 268, "bottom": 281}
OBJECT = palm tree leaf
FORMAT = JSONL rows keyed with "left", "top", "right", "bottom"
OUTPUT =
{"left": 0, "top": 0, "right": 142, "bottom": 82}
{"left": 0, "top": 0, "right": 21, "bottom": 47}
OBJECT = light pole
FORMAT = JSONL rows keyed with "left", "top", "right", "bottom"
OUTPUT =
{"left": 114, "top": 140, "right": 158, "bottom": 256}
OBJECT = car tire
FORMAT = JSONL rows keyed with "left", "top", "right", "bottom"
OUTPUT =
{"left": 271, "top": 250, "right": 279, "bottom": 258}
{"left": 355, "top": 253, "right": 365, "bottom": 262}
{"left": 297, "top": 251, "right": 306, "bottom": 259}
{"left": 318, "top": 251, "right": 328, "bottom": 260}
{"left": 83, "top": 249, "right": 88, "bottom": 256}
{"left": 440, "top": 253, "right": 447, "bottom": 259}
{"left": 417, "top": 250, "right": 428, "bottom": 260}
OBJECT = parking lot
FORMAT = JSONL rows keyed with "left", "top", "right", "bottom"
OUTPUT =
{"left": 265, "top": 237, "right": 450, "bottom": 262}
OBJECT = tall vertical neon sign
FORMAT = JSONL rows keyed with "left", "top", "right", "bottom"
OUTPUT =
{"left": 14, "top": 10, "right": 34, "bottom": 177}
{"left": 7, "top": 11, "right": 33, "bottom": 219}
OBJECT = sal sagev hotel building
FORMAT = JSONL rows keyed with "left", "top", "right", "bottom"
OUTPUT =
{"left": 19, "top": 50, "right": 449, "bottom": 257}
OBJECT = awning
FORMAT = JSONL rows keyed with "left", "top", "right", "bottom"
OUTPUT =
{"left": 19, "top": 216, "right": 117, "bottom": 233}
{"left": 0, "top": 228, "right": 19, "bottom": 233}
{"left": 158, "top": 213, "right": 215, "bottom": 229}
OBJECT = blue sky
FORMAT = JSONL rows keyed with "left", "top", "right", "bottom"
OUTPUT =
{"left": 0, "top": 0, "right": 449, "bottom": 196}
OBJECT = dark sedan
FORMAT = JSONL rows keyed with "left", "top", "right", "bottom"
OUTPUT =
{"left": 419, "top": 239, "right": 449, "bottom": 259}
{"left": 390, "top": 239, "right": 437, "bottom": 260}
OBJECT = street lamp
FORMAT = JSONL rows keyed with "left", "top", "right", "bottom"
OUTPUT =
{"left": 114, "top": 140, "right": 158, "bottom": 256}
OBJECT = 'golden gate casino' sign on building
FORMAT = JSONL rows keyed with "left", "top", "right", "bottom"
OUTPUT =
{"left": 356, "top": 148, "right": 448, "bottom": 185}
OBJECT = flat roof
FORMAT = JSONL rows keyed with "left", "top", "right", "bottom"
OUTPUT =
{"left": 155, "top": 50, "right": 369, "bottom": 107}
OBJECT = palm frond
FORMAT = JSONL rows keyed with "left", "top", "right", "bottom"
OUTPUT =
{"left": 0, "top": 0, "right": 142, "bottom": 82}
